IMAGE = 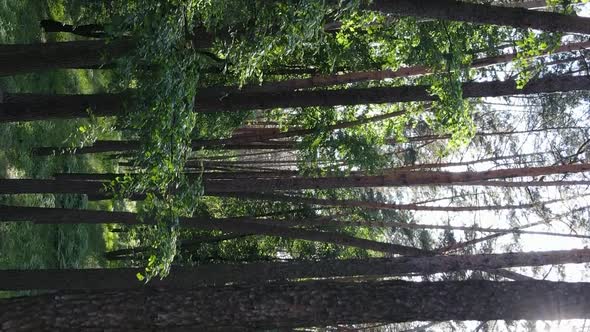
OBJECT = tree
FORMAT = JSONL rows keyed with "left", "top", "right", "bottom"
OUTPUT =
{"left": 1, "top": 163, "right": 588, "bottom": 196}
{"left": 0, "top": 39, "right": 134, "bottom": 76}
{"left": 366, "top": 0, "right": 590, "bottom": 34}
{"left": 3, "top": 280, "right": 590, "bottom": 329}
{"left": 0, "top": 27, "right": 216, "bottom": 76}
{"left": 0, "top": 205, "right": 427, "bottom": 256}
{"left": 203, "top": 163, "right": 590, "bottom": 192}
{"left": 195, "top": 75, "right": 590, "bottom": 113}
{"left": 199, "top": 40, "right": 590, "bottom": 95}
{"left": 2, "top": 249, "right": 590, "bottom": 290}
{"left": 3, "top": 75, "right": 590, "bottom": 122}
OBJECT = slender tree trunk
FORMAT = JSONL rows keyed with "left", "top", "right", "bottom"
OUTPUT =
{"left": 200, "top": 40, "right": 590, "bottom": 96}
{"left": 2, "top": 249, "right": 590, "bottom": 290}
{"left": 2, "top": 164, "right": 589, "bottom": 196}
{"left": 203, "top": 163, "right": 590, "bottom": 192}
{"left": 459, "top": 180, "right": 590, "bottom": 187}
{"left": 503, "top": 0, "right": 548, "bottom": 9}
{"left": 40, "top": 19, "right": 106, "bottom": 38}
{"left": 104, "top": 233, "right": 248, "bottom": 260}
{"left": 3, "top": 280, "right": 590, "bottom": 329}
{"left": 366, "top": 0, "right": 590, "bottom": 34}
{"left": 0, "top": 205, "right": 427, "bottom": 256}
{"left": 215, "top": 192, "right": 558, "bottom": 212}
{"left": 34, "top": 140, "right": 297, "bottom": 156}
{"left": 402, "top": 126, "right": 590, "bottom": 143}
{"left": 267, "top": 216, "right": 590, "bottom": 240}
{"left": 195, "top": 75, "right": 590, "bottom": 113}
{"left": 395, "top": 153, "right": 545, "bottom": 170}
{"left": 54, "top": 170, "right": 300, "bottom": 181}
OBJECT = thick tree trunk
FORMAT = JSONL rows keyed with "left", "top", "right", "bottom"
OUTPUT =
{"left": 11, "top": 75, "right": 590, "bottom": 124}
{"left": 3, "top": 280, "right": 590, "bottom": 329}
{"left": 366, "top": 0, "right": 590, "bottom": 34}
{"left": 0, "top": 92, "right": 126, "bottom": 122}
{"left": 195, "top": 75, "right": 590, "bottom": 113}
{"left": 2, "top": 249, "right": 590, "bottom": 290}
{"left": 0, "top": 205, "right": 426, "bottom": 256}
{"left": 0, "top": 27, "right": 216, "bottom": 76}
{"left": 0, "top": 39, "right": 134, "bottom": 76}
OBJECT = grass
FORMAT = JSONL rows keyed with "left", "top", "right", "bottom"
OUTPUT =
{"left": 0, "top": 0, "right": 118, "bottom": 293}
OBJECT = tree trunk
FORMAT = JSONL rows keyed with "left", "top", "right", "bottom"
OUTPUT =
{"left": 40, "top": 19, "right": 105, "bottom": 38}
{"left": 0, "top": 39, "right": 134, "bottom": 76}
{"left": 1, "top": 164, "right": 589, "bottom": 196}
{"left": 2, "top": 249, "right": 590, "bottom": 290}
{"left": 263, "top": 216, "right": 590, "bottom": 240}
{"left": 503, "top": 0, "right": 548, "bottom": 9}
{"left": 54, "top": 170, "right": 300, "bottom": 181}
{"left": 366, "top": 0, "right": 590, "bottom": 34}
{"left": 104, "top": 233, "right": 248, "bottom": 260}
{"left": 203, "top": 163, "right": 590, "bottom": 192}
{"left": 0, "top": 205, "right": 427, "bottom": 256}
{"left": 0, "top": 92, "right": 126, "bottom": 122}
{"left": 200, "top": 40, "right": 590, "bottom": 96}
{"left": 402, "top": 126, "right": 590, "bottom": 144}
{"left": 34, "top": 140, "right": 297, "bottom": 156}
{"left": 11, "top": 75, "right": 590, "bottom": 123}
{"left": 195, "top": 75, "right": 590, "bottom": 113}
{"left": 0, "top": 27, "right": 216, "bottom": 76}
{"left": 3, "top": 280, "right": 590, "bottom": 329}
{"left": 215, "top": 192, "right": 557, "bottom": 212}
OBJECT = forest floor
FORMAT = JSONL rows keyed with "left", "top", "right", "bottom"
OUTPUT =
{"left": 0, "top": 0, "right": 119, "bottom": 295}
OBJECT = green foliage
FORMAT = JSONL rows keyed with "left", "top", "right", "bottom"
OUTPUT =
{"left": 103, "top": 0, "right": 210, "bottom": 279}
{"left": 9, "top": 0, "right": 574, "bottom": 285}
{"left": 428, "top": 73, "right": 475, "bottom": 151}
{"left": 513, "top": 0, "right": 589, "bottom": 88}
{"left": 513, "top": 31, "right": 562, "bottom": 88}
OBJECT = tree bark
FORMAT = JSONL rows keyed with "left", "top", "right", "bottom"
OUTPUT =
{"left": 0, "top": 27, "right": 216, "bottom": 76}
{"left": 203, "top": 163, "right": 590, "bottom": 192}
{"left": 195, "top": 75, "right": 590, "bottom": 113}
{"left": 1, "top": 164, "right": 589, "bottom": 196}
{"left": 366, "top": 0, "right": 590, "bottom": 34}
{"left": 2, "top": 249, "right": 590, "bottom": 290}
{"left": 215, "top": 192, "right": 557, "bottom": 212}
{"left": 103, "top": 233, "right": 248, "bottom": 260}
{"left": 34, "top": 139, "right": 297, "bottom": 156}
{"left": 3, "top": 280, "right": 590, "bottom": 329}
{"left": 0, "top": 205, "right": 427, "bottom": 256}
{"left": 200, "top": 40, "right": 590, "bottom": 96}
{"left": 40, "top": 19, "right": 105, "bottom": 38}
{"left": 0, "top": 39, "right": 134, "bottom": 76}
{"left": 263, "top": 216, "right": 590, "bottom": 240}
{"left": 9, "top": 75, "right": 590, "bottom": 123}
{"left": 0, "top": 92, "right": 126, "bottom": 122}
{"left": 402, "top": 126, "right": 590, "bottom": 144}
